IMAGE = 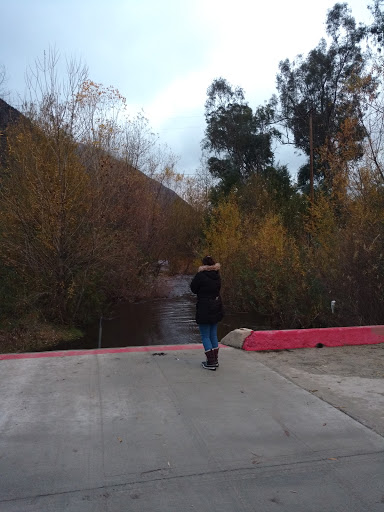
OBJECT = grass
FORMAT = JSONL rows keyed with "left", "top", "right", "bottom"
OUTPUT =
{"left": 0, "top": 319, "right": 83, "bottom": 354}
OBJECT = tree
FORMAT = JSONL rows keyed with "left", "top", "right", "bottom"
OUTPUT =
{"left": 348, "top": 63, "right": 384, "bottom": 183}
{"left": 0, "top": 64, "right": 7, "bottom": 98}
{"left": 1, "top": 116, "right": 97, "bottom": 322}
{"left": 237, "top": 164, "right": 305, "bottom": 235}
{"left": 276, "top": 3, "right": 367, "bottom": 191}
{"left": 203, "top": 77, "right": 279, "bottom": 197}
{"left": 0, "top": 52, "right": 156, "bottom": 322}
{"left": 368, "top": 0, "right": 384, "bottom": 49}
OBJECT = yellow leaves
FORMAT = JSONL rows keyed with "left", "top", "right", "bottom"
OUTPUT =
{"left": 247, "top": 214, "right": 303, "bottom": 301}
{"left": 164, "top": 167, "right": 183, "bottom": 183}
{"left": 1, "top": 119, "right": 92, "bottom": 255}
{"left": 202, "top": 194, "right": 304, "bottom": 313}
{"left": 319, "top": 119, "right": 361, "bottom": 201}
{"left": 306, "top": 194, "right": 337, "bottom": 238}
{"left": 252, "top": 214, "right": 286, "bottom": 264}
{"left": 346, "top": 72, "right": 375, "bottom": 93}
{"left": 76, "top": 79, "right": 127, "bottom": 109}
{"left": 203, "top": 194, "right": 243, "bottom": 265}
{"left": 67, "top": 280, "right": 76, "bottom": 300}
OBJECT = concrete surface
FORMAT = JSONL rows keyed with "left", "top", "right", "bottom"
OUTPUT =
{"left": 1, "top": 346, "right": 384, "bottom": 511}
{"left": 252, "top": 343, "right": 384, "bottom": 437}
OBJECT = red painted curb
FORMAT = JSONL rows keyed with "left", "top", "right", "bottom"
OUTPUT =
{"left": 0, "top": 343, "right": 223, "bottom": 361}
{"left": 242, "top": 325, "right": 384, "bottom": 351}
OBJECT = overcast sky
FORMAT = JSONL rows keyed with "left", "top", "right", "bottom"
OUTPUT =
{"left": 1, "top": 0, "right": 373, "bottom": 178}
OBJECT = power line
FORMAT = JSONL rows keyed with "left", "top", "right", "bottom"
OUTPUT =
{"left": 149, "top": 114, "right": 205, "bottom": 120}
{"left": 157, "top": 126, "right": 204, "bottom": 132}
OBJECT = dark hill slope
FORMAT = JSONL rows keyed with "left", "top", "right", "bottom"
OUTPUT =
{"left": 0, "top": 98, "right": 22, "bottom": 167}
{"left": 0, "top": 98, "right": 183, "bottom": 208}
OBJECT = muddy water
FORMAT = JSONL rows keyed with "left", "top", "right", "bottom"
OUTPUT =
{"left": 50, "top": 275, "right": 268, "bottom": 351}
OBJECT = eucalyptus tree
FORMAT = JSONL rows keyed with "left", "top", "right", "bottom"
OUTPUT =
{"left": 202, "top": 77, "right": 280, "bottom": 198}
{"left": 276, "top": 3, "right": 367, "bottom": 191}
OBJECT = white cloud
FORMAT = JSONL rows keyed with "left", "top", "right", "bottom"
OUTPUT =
{"left": 0, "top": 0, "right": 376, "bottom": 174}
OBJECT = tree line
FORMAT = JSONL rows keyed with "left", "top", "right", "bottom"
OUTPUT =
{"left": 1, "top": 1, "right": 384, "bottom": 342}
{"left": 200, "top": 2, "right": 384, "bottom": 328}
{"left": 0, "top": 53, "right": 202, "bottom": 335}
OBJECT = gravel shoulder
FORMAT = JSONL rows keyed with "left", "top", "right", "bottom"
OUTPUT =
{"left": 248, "top": 343, "right": 384, "bottom": 437}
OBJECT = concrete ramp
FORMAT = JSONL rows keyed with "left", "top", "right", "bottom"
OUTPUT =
{"left": 0, "top": 346, "right": 383, "bottom": 511}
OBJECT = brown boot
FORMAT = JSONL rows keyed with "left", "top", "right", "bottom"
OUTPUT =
{"left": 201, "top": 350, "right": 216, "bottom": 371}
{"left": 212, "top": 347, "right": 219, "bottom": 367}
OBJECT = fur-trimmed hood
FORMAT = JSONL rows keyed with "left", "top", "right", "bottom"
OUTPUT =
{"left": 198, "top": 263, "right": 221, "bottom": 273}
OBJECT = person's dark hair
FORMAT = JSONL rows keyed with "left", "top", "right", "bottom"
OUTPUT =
{"left": 202, "top": 255, "right": 215, "bottom": 266}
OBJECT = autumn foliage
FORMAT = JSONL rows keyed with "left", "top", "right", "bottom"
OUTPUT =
{"left": 0, "top": 55, "right": 200, "bottom": 327}
{"left": 202, "top": 87, "right": 384, "bottom": 328}
{"left": 3, "top": 23, "right": 384, "bottom": 334}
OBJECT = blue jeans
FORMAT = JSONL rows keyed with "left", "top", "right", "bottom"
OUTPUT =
{"left": 198, "top": 324, "right": 219, "bottom": 352}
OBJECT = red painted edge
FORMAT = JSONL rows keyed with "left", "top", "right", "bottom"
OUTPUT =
{"left": 242, "top": 325, "right": 384, "bottom": 351}
{"left": 0, "top": 343, "right": 227, "bottom": 361}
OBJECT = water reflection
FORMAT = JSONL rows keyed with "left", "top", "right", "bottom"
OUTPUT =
{"left": 101, "top": 295, "right": 198, "bottom": 347}
{"left": 49, "top": 275, "right": 268, "bottom": 351}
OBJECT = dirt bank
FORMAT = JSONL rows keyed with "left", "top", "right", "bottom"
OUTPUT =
{"left": 0, "top": 323, "right": 83, "bottom": 354}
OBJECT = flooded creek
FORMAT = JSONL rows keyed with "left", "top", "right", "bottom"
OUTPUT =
{"left": 50, "top": 275, "right": 268, "bottom": 351}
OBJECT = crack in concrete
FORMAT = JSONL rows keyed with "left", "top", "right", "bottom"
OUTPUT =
{"left": 2, "top": 449, "right": 383, "bottom": 505}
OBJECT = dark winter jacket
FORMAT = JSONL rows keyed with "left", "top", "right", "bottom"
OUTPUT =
{"left": 190, "top": 263, "right": 224, "bottom": 324}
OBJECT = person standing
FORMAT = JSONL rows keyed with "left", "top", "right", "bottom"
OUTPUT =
{"left": 190, "top": 256, "right": 224, "bottom": 370}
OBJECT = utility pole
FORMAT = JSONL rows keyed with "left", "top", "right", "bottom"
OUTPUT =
{"left": 309, "top": 109, "right": 314, "bottom": 204}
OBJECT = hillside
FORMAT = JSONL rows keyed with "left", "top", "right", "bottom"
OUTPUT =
{"left": 0, "top": 98, "right": 182, "bottom": 207}
{"left": 0, "top": 98, "right": 22, "bottom": 167}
